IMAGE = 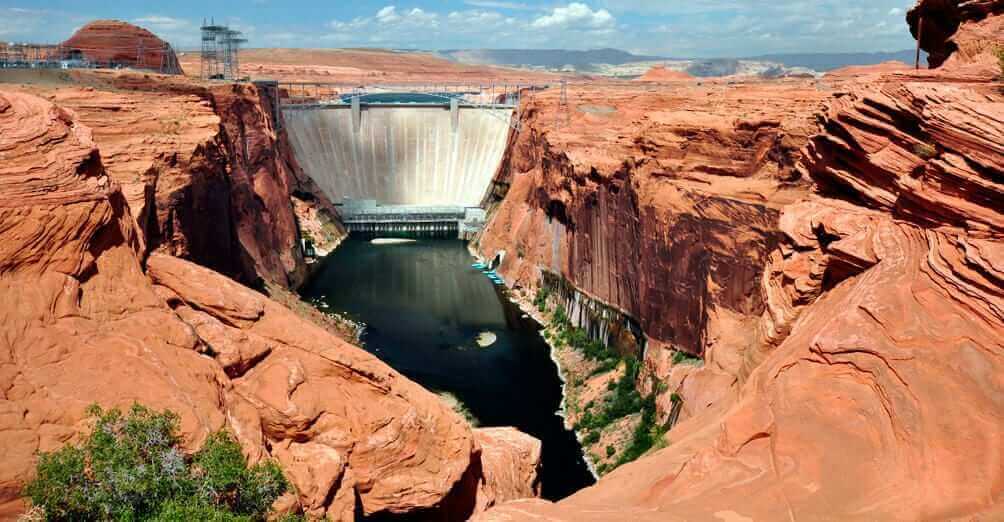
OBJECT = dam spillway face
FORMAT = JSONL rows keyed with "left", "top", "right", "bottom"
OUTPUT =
{"left": 283, "top": 105, "right": 512, "bottom": 208}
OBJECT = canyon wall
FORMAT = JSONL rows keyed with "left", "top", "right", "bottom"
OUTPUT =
{"left": 285, "top": 106, "right": 512, "bottom": 207}
{"left": 479, "top": 2, "right": 1004, "bottom": 519}
{"left": 1, "top": 70, "right": 328, "bottom": 289}
{"left": 479, "top": 81, "right": 826, "bottom": 365}
{"left": 0, "top": 89, "right": 538, "bottom": 520}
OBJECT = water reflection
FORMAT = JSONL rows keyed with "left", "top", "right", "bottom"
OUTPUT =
{"left": 302, "top": 239, "right": 595, "bottom": 500}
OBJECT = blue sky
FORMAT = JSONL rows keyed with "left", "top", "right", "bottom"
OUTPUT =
{"left": 1, "top": 1, "right": 919, "bottom": 58}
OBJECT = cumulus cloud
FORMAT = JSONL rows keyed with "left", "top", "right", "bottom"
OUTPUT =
{"left": 350, "top": 6, "right": 440, "bottom": 29}
{"left": 531, "top": 3, "right": 614, "bottom": 29}
{"left": 1, "top": 0, "right": 921, "bottom": 58}
{"left": 375, "top": 6, "right": 401, "bottom": 24}
{"left": 463, "top": 0, "right": 536, "bottom": 10}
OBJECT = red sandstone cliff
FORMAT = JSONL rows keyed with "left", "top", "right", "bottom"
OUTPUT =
{"left": 0, "top": 89, "right": 538, "bottom": 520}
{"left": 478, "top": 2, "right": 1004, "bottom": 519}
{"left": 908, "top": 0, "right": 1003, "bottom": 70}
{"left": 62, "top": 20, "right": 183, "bottom": 75}
{"left": 3, "top": 70, "right": 331, "bottom": 288}
{"left": 480, "top": 80, "right": 826, "bottom": 361}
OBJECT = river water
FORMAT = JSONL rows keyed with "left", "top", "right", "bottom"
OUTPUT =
{"left": 302, "top": 239, "right": 595, "bottom": 500}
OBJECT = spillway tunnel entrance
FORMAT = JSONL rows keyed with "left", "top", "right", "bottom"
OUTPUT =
{"left": 282, "top": 90, "right": 516, "bottom": 240}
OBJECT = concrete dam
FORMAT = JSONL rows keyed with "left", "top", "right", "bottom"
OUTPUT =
{"left": 282, "top": 95, "right": 514, "bottom": 237}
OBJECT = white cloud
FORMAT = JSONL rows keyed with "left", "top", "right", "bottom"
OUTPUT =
{"left": 463, "top": 1, "right": 536, "bottom": 10}
{"left": 375, "top": 6, "right": 401, "bottom": 24}
{"left": 369, "top": 6, "right": 438, "bottom": 27}
{"left": 315, "top": 0, "right": 915, "bottom": 55}
{"left": 532, "top": 3, "right": 615, "bottom": 29}
{"left": 888, "top": 7, "right": 903, "bottom": 16}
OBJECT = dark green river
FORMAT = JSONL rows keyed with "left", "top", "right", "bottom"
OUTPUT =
{"left": 302, "top": 239, "right": 594, "bottom": 500}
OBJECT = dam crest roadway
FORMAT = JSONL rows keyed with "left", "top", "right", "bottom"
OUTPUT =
{"left": 278, "top": 82, "right": 547, "bottom": 238}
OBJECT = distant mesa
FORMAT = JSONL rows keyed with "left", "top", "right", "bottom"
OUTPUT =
{"left": 61, "top": 19, "right": 183, "bottom": 75}
{"left": 636, "top": 65, "right": 694, "bottom": 82}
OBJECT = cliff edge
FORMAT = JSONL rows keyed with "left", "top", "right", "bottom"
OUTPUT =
{"left": 478, "top": 2, "right": 1003, "bottom": 519}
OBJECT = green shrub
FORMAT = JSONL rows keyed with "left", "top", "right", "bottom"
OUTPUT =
{"left": 605, "top": 445, "right": 616, "bottom": 458}
{"left": 583, "top": 431, "right": 600, "bottom": 445}
{"left": 150, "top": 501, "right": 252, "bottom": 522}
{"left": 997, "top": 47, "right": 1004, "bottom": 78}
{"left": 533, "top": 286, "right": 550, "bottom": 312}
{"left": 615, "top": 393, "right": 667, "bottom": 467}
{"left": 573, "top": 357, "right": 644, "bottom": 435}
{"left": 912, "top": 142, "right": 937, "bottom": 159}
{"left": 192, "top": 432, "right": 288, "bottom": 516}
{"left": 24, "top": 404, "right": 290, "bottom": 522}
{"left": 552, "top": 305, "right": 569, "bottom": 328}
{"left": 671, "top": 350, "right": 702, "bottom": 366}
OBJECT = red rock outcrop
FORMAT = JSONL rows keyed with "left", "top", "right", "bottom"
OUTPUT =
{"left": 908, "top": 0, "right": 1004, "bottom": 70}
{"left": 803, "top": 75, "right": 1002, "bottom": 235}
{"left": 3, "top": 70, "right": 315, "bottom": 288}
{"left": 824, "top": 60, "right": 913, "bottom": 78}
{"left": 480, "top": 81, "right": 826, "bottom": 362}
{"left": 0, "top": 89, "right": 538, "bottom": 520}
{"left": 479, "top": 5, "right": 1004, "bottom": 520}
{"left": 62, "top": 20, "right": 183, "bottom": 75}
{"left": 0, "top": 90, "right": 227, "bottom": 515}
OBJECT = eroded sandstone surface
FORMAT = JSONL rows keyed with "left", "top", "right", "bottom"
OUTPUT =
{"left": 1, "top": 69, "right": 328, "bottom": 288}
{"left": 62, "top": 20, "right": 183, "bottom": 74}
{"left": 478, "top": 1, "right": 1003, "bottom": 519}
{"left": 0, "top": 88, "right": 538, "bottom": 520}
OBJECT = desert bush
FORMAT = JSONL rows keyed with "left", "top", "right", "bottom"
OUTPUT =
{"left": 912, "top": 142, "right": 937, "bottom": 159}
{"left": 573, "top": 357, "right": 645, "bottom": 434}
{"left": 671, "top": 350, "right": 702, "bottom": 366}
{"left": 24, "top": 404, "right": 289, "bottom": 521}
{"left": 616, "top": 393, "right": 667, "bottom": 467}
{"left": 533, "top": 286, "right": 550, "bottom": 312}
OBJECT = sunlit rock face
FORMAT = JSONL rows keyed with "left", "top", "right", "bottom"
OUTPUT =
{"left": 477, "top": 3, "right": 1004, "bottom": 520}
{"left": 0, "top": 88, "right": 539, "bottom": 521}
{"left": 284, "top": 106, "right": 512, "bottom": 207}
{"left": 62, "top": 20, "right": 183, "bottom": 74}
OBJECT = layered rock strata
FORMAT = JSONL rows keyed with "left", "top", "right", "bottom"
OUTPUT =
{"left": 908, "top": 0, "right": 1004, "bottom": 70}
{"left": 478, "top": 80, "right": 827, "bottom": 393}
{"left": 0, "top": 89, "right": 538, "bottom": 520}
{"left": 478, "top": 3, "right": 1004, "bottom": 519}
{"left": 62, "top": 20, "right": 183, "bottom": 74}
{"left": 2, "top": 70, "right": 328, "bottom": 288}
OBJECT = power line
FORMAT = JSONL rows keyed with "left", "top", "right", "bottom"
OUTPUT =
{"left": 200, "top": 18, "right": 244, "bottom": 81}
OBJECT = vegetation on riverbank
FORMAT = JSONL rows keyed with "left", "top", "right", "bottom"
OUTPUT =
{"left": 537, "top": 287, "right": 669, "bottom": 476}
{"left": 23, "top": 404, "right": 295, "bottom": 521}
